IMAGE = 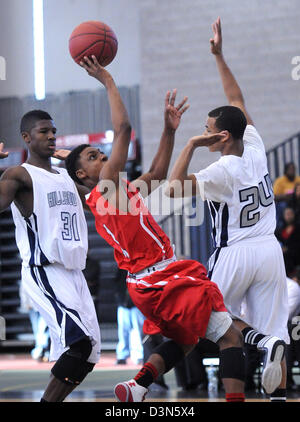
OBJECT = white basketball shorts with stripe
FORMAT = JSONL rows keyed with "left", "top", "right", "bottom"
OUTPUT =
{"left": 21, "top": 262, "right": 101, "bottom": 363}
{"left": 208, "top": 235, "right": 290, "bottom": 344}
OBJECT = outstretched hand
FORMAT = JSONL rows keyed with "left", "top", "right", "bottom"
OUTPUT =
{"left": 79, "top": 55, "right": 112, "bottom": 86}
{"left": 164, "top": 89, "right": 189, "bottom": 131}
{"left": 210, "top": 17, "right": 222, "bottom": 55}
{"left": 0, "top": 142, "right": 9, "bottom": 159}
{"left": 189, "top": 132, "right": 227, "bottom": 148}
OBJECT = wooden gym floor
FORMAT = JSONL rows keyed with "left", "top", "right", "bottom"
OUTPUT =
{"left": 0, "top": 351, "right": 299, "bottom": 403}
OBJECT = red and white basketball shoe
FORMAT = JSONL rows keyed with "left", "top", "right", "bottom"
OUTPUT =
{"left": 114, "top": 379, "right": 148, "bottom": 402}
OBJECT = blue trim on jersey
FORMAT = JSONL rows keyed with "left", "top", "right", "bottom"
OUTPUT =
{"left": 220, "top": 204, "right": 229, "bottom": 247}
{"left": 208, "top": 247, "right": 221, "bottom": 279}
{"left": 26, "top": 220, "right": 36, "bottom": 267}
{"left": 207, "top": 201, "right": 229, "bottom": 248}
{"left": 32, "top": 214, "right": 51, "bottom": 265}
{"left": 30, "top": 265, "right": 87, "bottom": 346}
{"left": 64, "top": 313, "right": 87, "bottom": 345}
{"left": 30, "top": 266, "right": 63, "bottom": 326}
{"left": 210, "top": 203, "right": 217, "bottom": 248}
{"left": 25, "top": 214, "right": 50, "bottom": 266}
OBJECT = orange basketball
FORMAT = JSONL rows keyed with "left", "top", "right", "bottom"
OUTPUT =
{"left": 69, "top": 21, "right": 118, "bottom": 67}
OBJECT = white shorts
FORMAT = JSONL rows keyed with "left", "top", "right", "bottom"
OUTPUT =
{"left": 208, "top": 235, "right": 290, "bottom": 344}
{"left": 205, "top": 311, "right": 233, "bottom": 343}
{"left": 22, "top": 263, "right": 101, "bottom": 363}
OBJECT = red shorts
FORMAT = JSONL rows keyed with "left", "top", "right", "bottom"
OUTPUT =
{"left": 127, "top": 259, "right": 227, "bottom": 345}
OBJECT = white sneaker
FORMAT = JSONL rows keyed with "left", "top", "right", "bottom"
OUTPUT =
{"left": 257, "top": 336, "right": 286, "bottom": 394}
{"left": 114, "top": 379, "right": 148, "bottom": 402}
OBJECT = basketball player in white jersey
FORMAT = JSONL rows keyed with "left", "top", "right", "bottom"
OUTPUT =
{"left": 0, "top": 59, "right": 131, "bottom": 401}
{"left": 167, "top": 18, "right": 289, "bottom": 400}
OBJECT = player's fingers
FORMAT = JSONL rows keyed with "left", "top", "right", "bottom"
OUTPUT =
{"left": 83, "top": 56, "right": 94, "bottom": 68}
{"left": 91, "top": 55, "right": 98, "bottom": 64}
{"left": 91, "top": 55, "right": 101, "bottom": 68}
{"left": 179, "top": 104, "right": 190, "bottom": 115}
{"left": 176, "top": 96, "right": 188, "bottom": 111}
{"left": 169, "top": 89, "right": 177, "bottom": 106}
{"left": 79, "top": 60, "right": 89, "bottom": 70}
{"left": 212, "top": 132, "right": 226, "bottom": 141}
{"left": 217, "top": 19, "right": 222, "bottom": 35}
{"left": 165, "top": 91, "right": 171, "bottom": 107}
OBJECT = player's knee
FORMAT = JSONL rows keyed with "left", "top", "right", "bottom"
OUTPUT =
{"left": 51, "top": 337, "right": 95, "bottom": 385}
{"left": 219, "top": 347, "right": 245, "bottom": 382}
{"left": 67, "top": 337, "right": 93, "bottom": 361}
{"left": 218, "top": 323, "right": 243, "bottom": 349}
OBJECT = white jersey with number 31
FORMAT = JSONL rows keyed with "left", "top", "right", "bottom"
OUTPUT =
{"left": 11, "top": 163, "right": 88, "bottom": 270}
{"left": 194, "top": 125, "right": 276, "bottom": 248}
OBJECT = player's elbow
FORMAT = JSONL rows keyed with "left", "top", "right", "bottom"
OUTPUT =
{"left": 165, "top": 180, "right": 184, "bottom": 198}
{"left": 114, "top": 121, "right": 132, "bottom": 144}
{"left": 147, "top": 165, "right": 167, "bottom": 184}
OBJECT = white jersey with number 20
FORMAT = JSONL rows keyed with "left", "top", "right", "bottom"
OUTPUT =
{"left": 194, "top": 125, "right": 276, "bottom": 248}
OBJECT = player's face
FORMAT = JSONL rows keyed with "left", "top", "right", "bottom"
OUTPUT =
{"left": 77, "top": 147, "right": 108, "bottom": 185}
{"left": 23, "top": 120, "right": 57, "bottom": 158}
{"left": 204, "top": 117, "right": 224, "bottom": 152}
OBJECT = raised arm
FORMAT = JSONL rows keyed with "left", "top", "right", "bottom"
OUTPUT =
{"left": 132, "top": 90, "right": 189, "bottom": 197}
{"left": 80, "top": 56, "right": 132, "bottom": 185}
{"left": 211, "top": 17, "right": 253, "bottom": 125}
{"left": 166, "top": 133, "right": 226, "bottom": 197}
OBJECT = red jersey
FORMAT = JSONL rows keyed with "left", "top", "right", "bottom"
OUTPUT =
{"left": 86, "top": 180, "right": 174, "bottom": 273}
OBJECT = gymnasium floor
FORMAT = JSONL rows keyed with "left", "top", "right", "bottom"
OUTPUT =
{"left": 0, "top": 351, "right": 299, "bottom": 404}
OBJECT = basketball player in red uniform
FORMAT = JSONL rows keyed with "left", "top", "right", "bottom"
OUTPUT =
{"left": 64, "top": 55, "right": 246, "bottom": 402}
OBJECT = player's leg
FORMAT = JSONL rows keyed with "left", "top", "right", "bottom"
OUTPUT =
{"left": 240, "top": 238, "right": 289, "bottom": 399}
{"left": 234, "top": 319, "right": 287, "bottom": 400}
{"left": 42, "top": 336, "right": 95, "bottom": 402}
{"left": 22, "top": 264, "right": 101, "bottom": 402}
{"left": 205, "top": 311, "right": 245, "bottom": 402}
{"left": 114, "top": 340, "right": 194, "bottom": 402}
{"left": 210, "top": 241, "right": 287, "bottom": 396}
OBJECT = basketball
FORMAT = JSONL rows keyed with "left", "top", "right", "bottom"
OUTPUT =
{"left": 69, "top": 21, "right": 118, "bottom": 67}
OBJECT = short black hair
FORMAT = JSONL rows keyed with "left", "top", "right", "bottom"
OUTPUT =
{"left": 20, "top": 110, "right": 53, "bottom": 134}
{"left": 65, "top": 144, "right": 90, "bottom": 185}
{"left": 208, "top": 105, "right": 247, "bottom": 140}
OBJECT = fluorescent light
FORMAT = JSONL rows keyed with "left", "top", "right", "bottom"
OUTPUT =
{"left": 33, "top": 0, "right": 45, "bottom": 100}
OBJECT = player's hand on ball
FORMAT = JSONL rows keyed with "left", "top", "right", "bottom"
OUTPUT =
{"left": 79, "top": 55, "right": 112, "bottom": 85}
{"left": 189, "top": 132, "right": 226, "bottom": 148}
{"left": 164, "top": 89, "right": 189, "bottom": 131}
{"left": 210, "top": 17, "right": 222, "bottom": 55}
{"left": 53, "top": 149, "right": 71, "bottom": 160}
{"left": 0, "top": 142, "right": 9, "bottom": 159}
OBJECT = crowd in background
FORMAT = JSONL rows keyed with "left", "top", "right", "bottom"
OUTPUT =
{"left": 274, "top": 162, "right": 300, "bottom": 277}
{"left": 273, "top": 162, "right": 300, "bottom": 391}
